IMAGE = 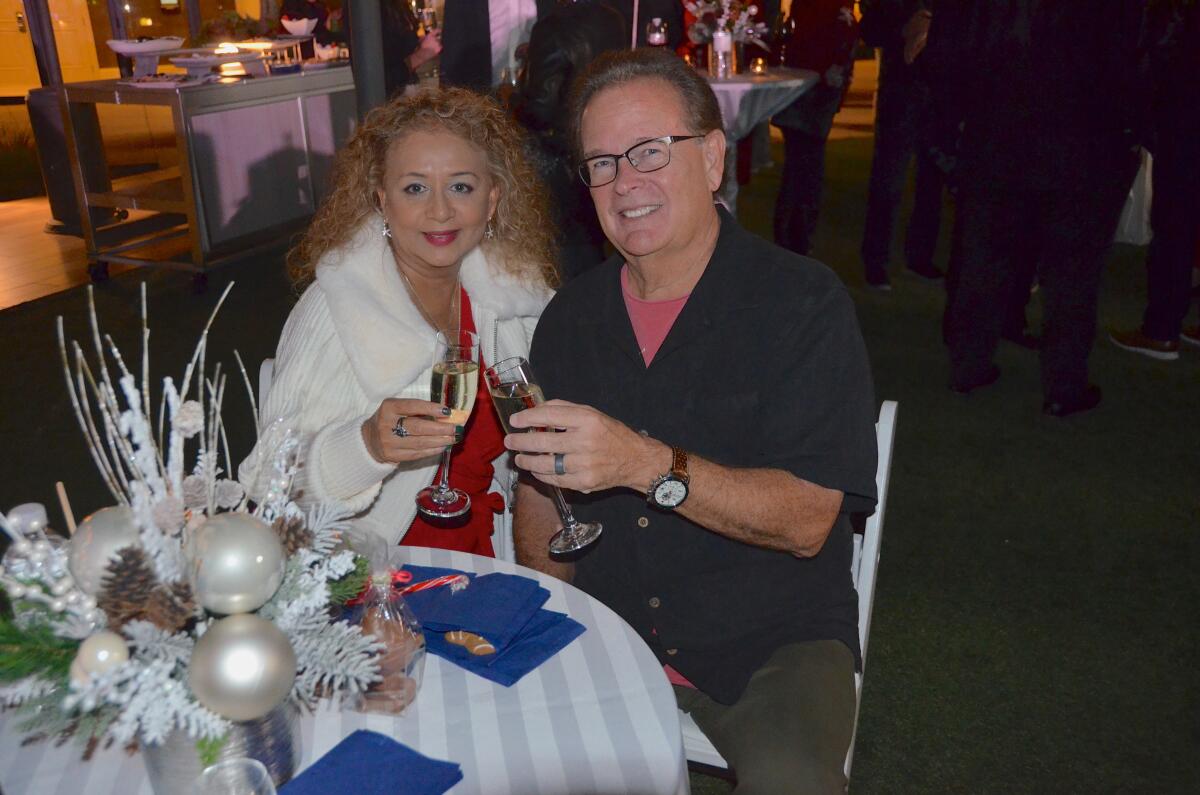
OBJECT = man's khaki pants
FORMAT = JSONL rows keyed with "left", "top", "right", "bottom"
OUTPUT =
{"left": 675, "top": 640, "right": 857, "bottom": 795}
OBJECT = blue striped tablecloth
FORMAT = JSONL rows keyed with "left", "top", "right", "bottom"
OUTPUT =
{"left": 0, "top": 546, "right": 689, "bottom": 795}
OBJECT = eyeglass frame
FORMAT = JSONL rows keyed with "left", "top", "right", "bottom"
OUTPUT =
{"left": 576, "top": 135, "right": 705, "bottom": 188}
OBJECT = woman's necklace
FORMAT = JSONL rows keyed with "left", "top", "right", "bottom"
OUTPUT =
{"left": 395, "top": 256, "right": 460, "bottom": 333}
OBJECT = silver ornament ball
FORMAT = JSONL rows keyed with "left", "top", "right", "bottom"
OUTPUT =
{"left": 189, "top": 513, "right": 286, "bottom": 615}
{"left": 188, "top": 613, "right": 296, "bottom": 722}
{"left": 68, "top": 506, "right": 140, "bottom": 596}
{"left": 75, "top": 630, "right": 129, "bottom": 677}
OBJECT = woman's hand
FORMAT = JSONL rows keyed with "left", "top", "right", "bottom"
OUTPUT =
{"left": 408, "top": 28, "right": 443, "bottom": 71}
{"left": 361, "top": 398, "right": 459, "bottom": 465}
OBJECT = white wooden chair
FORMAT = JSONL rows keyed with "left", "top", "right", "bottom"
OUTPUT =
{"left": 680, "top": 399, "right": 899, "bottom": 785}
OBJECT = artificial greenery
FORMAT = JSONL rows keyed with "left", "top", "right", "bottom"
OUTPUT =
{"left": 0, "top": 615, "right": 77, "bottom": 683}
{"left": 196, "top": 734, "right": 229, "bottom": 768}
{"left": 327, "top": 555, "right": 370, "bottom": 606}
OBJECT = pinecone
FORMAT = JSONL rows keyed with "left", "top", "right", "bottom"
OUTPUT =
{"left": 96, "top": 546, "right": 160, "bottom": 631}
{"left": 144, "top": 580, "right": 196, "bottom": 633}
{"left": 273, "top": 514, "right": 312, "bottom": 557}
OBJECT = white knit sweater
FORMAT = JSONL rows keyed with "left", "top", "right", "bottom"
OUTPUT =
{"left": 238, "top": 215, "right": 552, "bottom": 547}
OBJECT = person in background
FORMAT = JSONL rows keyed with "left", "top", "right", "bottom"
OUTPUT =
{"left": 440, "top": 0, "right": 546, "bottom": 91}
{"left": 514, "top": 0, "right": 627, "bottom": 281}
{"left": 1109, "top": 1, "right": 1200, "bottom": 360}
{"left": 939, "top": 0, "right": 1144, "bottom": 416}
{"left": 770, "top": 0, "right": 859, "bottom": 257}
{"left": 509, "top": 49, "right": 877, "bottom": 792}
{"left": 858, "top": 0, "right": 947, "bottom": 290}
{"left": 380, "top": 0, "right": 442, "bottom": 96}
{"left": 239, "top": 89, "right": 556, "bottom": 555}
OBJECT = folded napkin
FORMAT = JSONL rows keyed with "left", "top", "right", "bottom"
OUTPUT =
{"left": 400, "top": 565, "right": 586, "bottom": 686}
{"left": 282, "top": 730, "right": 462, "bottom": 795}
{"left": 402, "top": 565, "right": 547, "bottom": 652}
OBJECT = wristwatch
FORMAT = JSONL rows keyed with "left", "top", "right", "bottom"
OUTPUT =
{"left": 647, "top": 446, "right": 690, "bottom": 510}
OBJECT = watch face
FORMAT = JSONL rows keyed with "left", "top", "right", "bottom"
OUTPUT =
{"left": 655, "top": 479, "right": 688, "bottom": 507}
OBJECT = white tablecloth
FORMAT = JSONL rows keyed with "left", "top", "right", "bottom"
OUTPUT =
{"left": 0, "top": 547, "right": 689, "bottom": 795}
{"left": 708, "top": 67, "right": 819, "bottom": 143}
{"left": 707, "top": 67, "right": 819, "bottom": 211}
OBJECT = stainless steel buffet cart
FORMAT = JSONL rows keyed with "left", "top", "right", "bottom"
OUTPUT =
{"left": 61, "top": 65, "right": 357, "bottom": 286}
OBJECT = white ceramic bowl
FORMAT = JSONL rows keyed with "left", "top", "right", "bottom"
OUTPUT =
{"left": 280, "top": 17, "right": 319, "bottom": 36}
{"left": 106, "top": 37, "right": 185, "bottom": 56}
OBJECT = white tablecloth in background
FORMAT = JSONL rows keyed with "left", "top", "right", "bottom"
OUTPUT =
{"left": 707, "top": 67, "right": 819, "bottom": 210}
{"left": 0, "top": 547, "right": 689, "bottom": 795}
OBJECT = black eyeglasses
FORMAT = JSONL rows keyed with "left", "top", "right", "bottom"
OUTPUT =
{"left": 577, "top": 135, "right": 704, "bottom": 187}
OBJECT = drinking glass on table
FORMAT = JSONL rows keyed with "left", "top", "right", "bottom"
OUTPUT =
{"left": 415, "top": 329, "right": 479, "bottom": 520}
{"left": 484, "top": 357, "right": 603, "bottom": 555}
{"left": 193, "top": 758, "right": 275, "bottom": 795}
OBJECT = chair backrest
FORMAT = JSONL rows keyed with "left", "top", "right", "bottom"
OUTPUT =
{"left": 681, "top": 400, "right": 899, "bottom": 783}
{"left": 258, "top": 358, "right": 275, "bottom": 426}
{"left": 845, "top": 399, "right": 898, "bottom": 781}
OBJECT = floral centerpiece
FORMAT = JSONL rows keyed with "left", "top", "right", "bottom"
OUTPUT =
{"left": 684, "top": 1, "right": 769, "bottom": 48}
{"left": 0, "top": 285, "right": 381, "bottom": 789}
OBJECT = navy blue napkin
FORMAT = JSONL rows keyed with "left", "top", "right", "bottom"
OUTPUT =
{"left": 400, "top": 565, "right": 586, "bottom": 686}
{"left": 282, "top": 729, "right": 462, "bottom": 795}
{"left": 401, "top": 565, "right": 547, "bottom": 652}
{"left": 424, "top": 605, "right": 586, "bottom": 686}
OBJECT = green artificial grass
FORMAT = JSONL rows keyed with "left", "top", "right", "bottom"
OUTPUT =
{"left": 0, "top": 136, "right": 1196, "bottom": 793}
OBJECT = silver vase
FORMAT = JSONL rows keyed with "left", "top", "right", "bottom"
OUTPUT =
{"left": 142, "top": 704, "right": 301, "bottom": 794}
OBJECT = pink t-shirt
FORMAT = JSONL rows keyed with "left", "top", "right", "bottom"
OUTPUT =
{"left": 624, "top": 266, "right": 697, "bottom": 688}
{"left": 621, "top": 266, "right": 691, "bottom": 366}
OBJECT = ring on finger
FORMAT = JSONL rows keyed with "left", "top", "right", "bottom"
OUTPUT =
{"left": 392, "top": 416, "right": 410, "bottom": 438}
{"left": 554, "top": 452, "right": 566, "bottom": 476}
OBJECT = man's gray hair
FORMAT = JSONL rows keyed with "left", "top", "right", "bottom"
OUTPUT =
{"left": 568, "top": 48, "right": 725, "bottom": 163}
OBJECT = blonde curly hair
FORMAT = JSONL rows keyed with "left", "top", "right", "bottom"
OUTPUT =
{"left": 289, "top": 87, "right": 559, "bottom": 289}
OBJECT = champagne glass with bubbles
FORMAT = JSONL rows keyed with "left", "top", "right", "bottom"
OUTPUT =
{"left": 415, "top": 329, "right": 478, "bottom": 520}
{"left": 485, "top": 357, "right": 602, "bottom": 555}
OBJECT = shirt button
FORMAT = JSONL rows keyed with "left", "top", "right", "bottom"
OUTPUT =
{"left": 637, "top": 516, "right": 649, "bottom": 528}
{"left": 665, "top": 648, "right": 678, "bottom": 656}
{"left": 648, "top": 596, "right": 661, "bottom": 608}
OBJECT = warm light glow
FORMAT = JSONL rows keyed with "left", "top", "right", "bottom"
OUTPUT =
{"left": 750, "top": 57, "right": 767, "bottom": 75}
{"left": 138, "top": 17, "right": 154, "bottom": 27}
{"left": 123, "top": 3, "right": 131, "bottom": 11}
{"left": 214, "top": 43, "right": 240, "bottom": 54}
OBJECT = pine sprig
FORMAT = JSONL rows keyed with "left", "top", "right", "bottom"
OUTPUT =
{"left": 0, "top": 617, "right": 78, "bottom": 682}
{"left": 196, "top": 734, "right": 228, "bottom": 767}
{"left": 328, "top": 556, "right": 370, "bottom": 606}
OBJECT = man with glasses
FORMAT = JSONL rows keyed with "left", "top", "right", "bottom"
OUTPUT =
{"left": 505, "top": 48, "right": 878, "bottom": 793}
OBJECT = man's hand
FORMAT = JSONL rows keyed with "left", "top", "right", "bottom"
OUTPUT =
{"left": 361, "top": 398, "right": 457, "bottom": 465}
{"left": 504, "top": 400, "right": 667, "bottom": 495}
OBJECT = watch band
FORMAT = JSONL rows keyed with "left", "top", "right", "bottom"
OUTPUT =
{"left": 669, "top": 446, "right": 690, "bottom": 483}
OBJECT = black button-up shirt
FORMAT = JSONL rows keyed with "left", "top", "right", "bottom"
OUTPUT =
{"left": 530, "top": 209, "right": 878, "bottom": 704}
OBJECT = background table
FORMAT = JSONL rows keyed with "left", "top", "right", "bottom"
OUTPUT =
{"left": 707, "top": 67, "right": 819, "bottom": 211}
{"left": 0, "top": 547, "right": 689, "bottom": 795}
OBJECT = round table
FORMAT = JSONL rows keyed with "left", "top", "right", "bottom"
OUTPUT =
{"left": 707, "top": 67, "right": 819, "bottom": 211}
{"left": 0, "top": 547, "right": 690, "bottom": 795}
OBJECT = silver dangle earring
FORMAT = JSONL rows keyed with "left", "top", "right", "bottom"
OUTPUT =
{"left": 382, "top": 221, "right": 392, "bottom": 239}
{"left": 485, "top": 220, "right": 496, "bottom": 240}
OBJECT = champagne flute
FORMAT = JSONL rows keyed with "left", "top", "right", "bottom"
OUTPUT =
{"left": 485, "top": 357, "right": 603, "bottom": 555}
{"left": 415, "top": 329, "right": 479, "bottom": 520}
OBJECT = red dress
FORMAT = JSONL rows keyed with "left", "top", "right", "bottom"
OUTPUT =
{"left": 400, "top": 290, "right": 505, "bottom": 556}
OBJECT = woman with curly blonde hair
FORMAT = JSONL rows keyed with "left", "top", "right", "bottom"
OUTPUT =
{"left": 241, "top": 88, "right": 558, "bottom": 558}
